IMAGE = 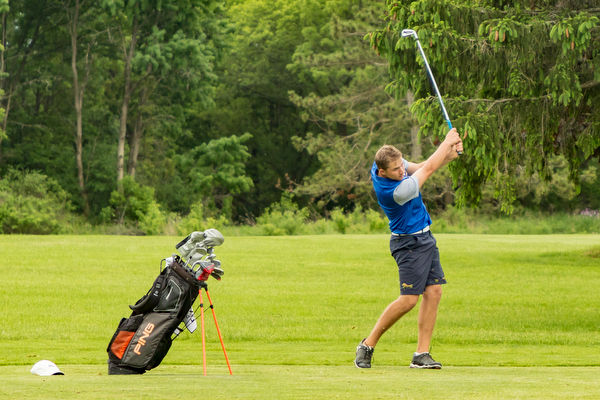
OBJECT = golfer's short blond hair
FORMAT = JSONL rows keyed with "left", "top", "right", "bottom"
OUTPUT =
{"left": 375, "top": 145, "right": 403, "bottom": 171}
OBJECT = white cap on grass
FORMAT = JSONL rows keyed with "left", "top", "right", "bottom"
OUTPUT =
{"left": 30, "top": 360, "right": 64, "bottom": 376}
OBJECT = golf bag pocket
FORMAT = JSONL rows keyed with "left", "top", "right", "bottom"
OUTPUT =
{"left": 107, "top": 314, "right": 144, "bottom": 360}
{"left": 120, "top": 312, "right": 178, "bottom": 369}
{"left": 154, "top": 276, "right": 185, "bottom": 312}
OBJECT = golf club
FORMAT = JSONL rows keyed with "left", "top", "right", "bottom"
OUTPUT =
{"left": 401, "top": 29, "right": 462, "bottom": 155}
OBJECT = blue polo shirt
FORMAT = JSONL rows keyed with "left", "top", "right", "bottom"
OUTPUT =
{"left": 371, "top": 161, "right": 431, "bottom": 234}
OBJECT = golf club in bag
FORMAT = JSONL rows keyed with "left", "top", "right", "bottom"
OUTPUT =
{"left": 107, "top": 229, "right": 228, "bottom": 375}
{"left": 401, "top": 28, "right": 462, "bottom": 155}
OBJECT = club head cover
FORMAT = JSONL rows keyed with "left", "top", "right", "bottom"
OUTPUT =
{"left": 202, "top": 229, "right": 225, "bottom": 248}
{"left": 175, "top": 235, "right": 191, "bottom": 250}
{"left": 176, "top": 231, "right": 206, "bottom": 259}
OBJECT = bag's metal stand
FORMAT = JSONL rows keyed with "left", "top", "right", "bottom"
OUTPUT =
{"left": 198, "top": 283, "right": 232, "bottom": 376}
{"left": 175, "top": 229, "right": 231, "bottom": 376}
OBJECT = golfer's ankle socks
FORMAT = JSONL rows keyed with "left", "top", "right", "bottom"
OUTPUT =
{"left": 414, "top": 352, "right": 429, "bottom": 356}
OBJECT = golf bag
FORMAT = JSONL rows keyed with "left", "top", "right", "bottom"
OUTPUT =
{"left": 107, "top": 256, "right": 202, "bottom": 375}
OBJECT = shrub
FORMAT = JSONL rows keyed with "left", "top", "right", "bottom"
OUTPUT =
{"left": 139, "top": 202, "right": 167, "bottom": 235}
{"left": 103, "top": 176, "right": 167, "bottom": 235}
{"left": 432, "top": 207, "right": 600, "bottom": 234}
{"left": 257, "top": 193, "right": 309, "bottom": 236}
{"left": 0, "top": 169, "right": 73, "bottom": 234}
{"left": 175, "top": 201, "right": 231, "bottom": 236}
{"left": 176, "top": 201, "right": 205, "bottom": 236}
{"left": 330, "top": 207, "right": 350, "bottom": 234}
{"left": 365, "top": 208, "right": 388, "bottom": 232}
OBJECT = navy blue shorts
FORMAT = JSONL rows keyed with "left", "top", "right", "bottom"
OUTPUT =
{"left": 389, "top": 231, "right": 446, "bottom": 295}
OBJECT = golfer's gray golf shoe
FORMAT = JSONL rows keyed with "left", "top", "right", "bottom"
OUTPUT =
{"left": 354, "top": 339, "right": 374, "bottom": 368}
{"left": 409, "top": 352, "right": 442, "bottom": 369}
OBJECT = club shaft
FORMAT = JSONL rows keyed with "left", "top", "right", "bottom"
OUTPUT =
{"left": 413, "top": 37, "right": 462, "bottom": 154}
{"left": 414, "top": 38, "right": 452, "bottom": 130}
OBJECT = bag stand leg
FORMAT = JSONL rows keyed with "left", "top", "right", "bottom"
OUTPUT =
{"left": 199, "top": 290, "right": 207, "bottom": 376}
{"left": 206, "top": 289, "right": 233, "bottom": 375}
{"left": 198, "top": 285, "right": 233, "bottom": 375}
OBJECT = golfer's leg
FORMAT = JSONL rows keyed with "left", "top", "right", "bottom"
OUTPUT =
{"left": 416, "top": 284, "right": 442, "bottom": 353}
{"left": 364, "top": 294, "right": 419, "bottom": 347}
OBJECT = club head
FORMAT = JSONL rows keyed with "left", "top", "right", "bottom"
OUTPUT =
{"left": 191, "top": 260, "right": 210, "bottom": 273}
{"left": 401, "top": 29, "right": 418, "bottom": 39}
{"left": 211, "top": 267, "right": 224, "bottom": 281}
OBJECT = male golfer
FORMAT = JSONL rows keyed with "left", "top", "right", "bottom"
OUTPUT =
{"left": 354, "top": 128, "right": 463, "bottom": 369}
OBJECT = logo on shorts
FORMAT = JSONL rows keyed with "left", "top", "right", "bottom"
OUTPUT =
{"left": 402, "top": 283, "right": 413, "bottom": 289}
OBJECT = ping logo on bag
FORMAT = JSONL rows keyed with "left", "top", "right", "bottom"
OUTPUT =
{"left": 133, "top": 323, "right": 155, "bottom": 355}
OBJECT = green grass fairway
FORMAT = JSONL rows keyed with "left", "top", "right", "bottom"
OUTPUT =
{"left": 1, "top": 365, "right": 599, "bottom": 399}
{"left": 1, "top": 234, "right": 599, "bottom": 398}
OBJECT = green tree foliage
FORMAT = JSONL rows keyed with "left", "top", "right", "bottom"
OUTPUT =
{"left": 257, "top": 192, "right": 310, "bottom": 235}
{"left": 0, "top": 169, "right": 73, "bottom": 234}
{"left": 102, "top": 0, "right": 224, "bottom": 183}
{"left": 0, "top": 0, "right": 228, "bottom": 219}
{"left": 178, "top": 133, "right": 254, "bottom": 214}
{"left": 195, "top": 0, "right": 329, "bottom": 218}
{"left": 0, "top": 0, "right": 9, "bottom": 144}
{"left": 101, "top": 175, "right": 166, "bottom": 235}
{"left": 370, "top": 0, "right": 600, "bottom": 212}
{"left": 0, "top": 0, "right": 112, "bottom": 217}
{"left": 109, "top": 0, "right": 231, "bottom": 214}
{"left": 0, "top": 0, "right": 598, "bottom": 232}
{"left": 288, "top": 0, "right": 420, "bottom": 211}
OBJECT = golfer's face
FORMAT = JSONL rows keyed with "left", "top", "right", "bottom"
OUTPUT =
{"left": 381, "top": 158, "right": 405, "bottom": 181}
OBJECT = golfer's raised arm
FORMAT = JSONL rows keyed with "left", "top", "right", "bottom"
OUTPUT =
{"left": 412, "top": 128, "right": 462, "bottom": 188}
{"left": 406, "top": 161, "right": 425, "bottom": 175}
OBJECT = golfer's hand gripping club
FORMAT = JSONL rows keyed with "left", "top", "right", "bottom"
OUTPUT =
{"left": 401, "top": 28, "right": 462, "bottom": 155}
{"left": 444, "top": 128, "right": 463, "bottom": 160}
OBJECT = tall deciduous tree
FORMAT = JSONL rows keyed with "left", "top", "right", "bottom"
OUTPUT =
{"left": 0, "top": 0, "right": 9, "bottom": 156}
{"left": 66, "top": 0, "right": 105, "bottom": 216}
{"left": 125, "top": 0, "right": 225, "bottom": 179}
{"left": 370, "top": 0, "right": 600, "bottom": 212}
{"left": 0, "top": 0, "right": 47, "bottom": 161}
{"left": 288, "top": 0, "right": 417, "bottom": 209}
{"left": 104, "top": 0, "right": 142, "bottom": 185}
{"left": 104, "top": 0, "right": 222, "bottom": 187}
{"left": 195, "top": 0, "right": 326, "bottom": 218}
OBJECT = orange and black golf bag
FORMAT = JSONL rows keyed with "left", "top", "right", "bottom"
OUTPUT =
{"left": 107, "top": 257, "right": 202, "bottom": 375}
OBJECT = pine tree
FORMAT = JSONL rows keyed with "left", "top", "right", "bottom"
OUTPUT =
{"left": 370, "top": 0, "right": 600, "bottom": 212}
{"left": 289, "top": 0, "right": 418, "bottom": 210}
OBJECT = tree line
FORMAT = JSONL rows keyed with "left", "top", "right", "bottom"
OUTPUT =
{"left": 1, "top": 0, "right": 599, "bottom": 234}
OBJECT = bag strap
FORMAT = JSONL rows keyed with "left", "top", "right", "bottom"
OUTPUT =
{"left": 129, "top": 271, "right": 167, "bottom": 313}
{"left": 172, "top": 260, "right": 200, "bottom": 288}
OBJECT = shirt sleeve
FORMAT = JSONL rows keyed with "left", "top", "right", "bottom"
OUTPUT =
{"left": 393, "top": 176, "right": 420, "bottom": 205}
